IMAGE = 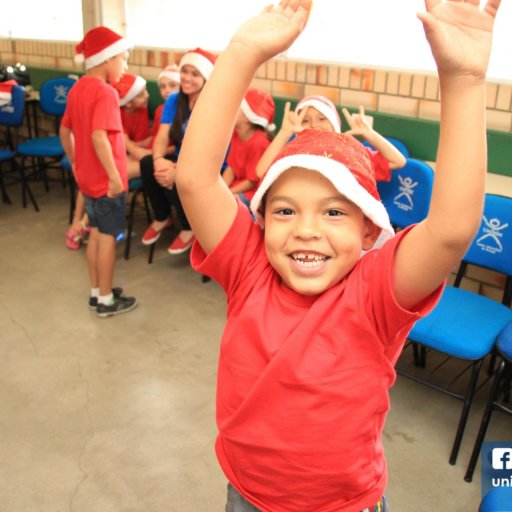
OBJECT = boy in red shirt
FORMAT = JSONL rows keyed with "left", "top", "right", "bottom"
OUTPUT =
{"left": 60, "top": 26, "right": 138, "bottom": 318}
{"left": 176, "top": 0, "right": 501, "bottom": 511}
{"left": 113, "top": 73, "right": 151, "bottom": 178}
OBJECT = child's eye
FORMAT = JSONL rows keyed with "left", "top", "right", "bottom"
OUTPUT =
{"left": 274, "top": 208, "right": 294, "bottom": 216}
{"left": 326, "top": 209, "right": 344, "bottom": 217}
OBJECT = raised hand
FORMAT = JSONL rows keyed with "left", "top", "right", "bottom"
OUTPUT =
{"left": 230, "top": 0, "right": 312, "bottom": 66}
{"left": 418, "top": 0, "right": 501, "bottom": 80}
{"left": 281, "top": 101, "right": 307, "bottom": 136}
{"left": 342, "top": 106, "right": 373, "bottom": 138}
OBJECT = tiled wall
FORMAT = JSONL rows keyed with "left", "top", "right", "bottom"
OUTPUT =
{"left": 1, "top": 38, "right": 510, "bottom": 301}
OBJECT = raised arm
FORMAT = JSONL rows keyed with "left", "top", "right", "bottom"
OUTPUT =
{"left": 342, "top": 106, "right": 406, "bottom": 170}
{"left": 394, "top": 0, "right": 500, "bottom": 309}
{"left": 176, "top": 0, "right": 311, "bottom": 254}
{"left": 255, "top": 101, "right": 306, "bottom": 178}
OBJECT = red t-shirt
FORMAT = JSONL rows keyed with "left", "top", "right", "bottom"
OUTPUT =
{"left": 227, "top": 129, "right": 270, "bottom": 200}
{"left": 367, "top": 148, "right": 391, "bottom": 182}
{"left": 120, "top": 106, "right": 150, "bottom": 143}
{"left": 191, "top": 204, "right": 442, "bottom": 512}
{"left": 61, "top": 76, "right": 128, "bottom": 198}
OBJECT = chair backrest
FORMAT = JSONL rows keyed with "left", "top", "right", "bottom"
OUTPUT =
{"left": 39, "top": 77, "right": 76, "bottom": 116}
{"left": 363, "top": 136, "right": 410, "bottom": 158}
{"left": 463, "top": 194, "right": 512, "bottom": 276}
{"left": 0, "top": 84, "right": 25, "bottom": 128}
{"left": 377, "top": 158, "right": 434, "bottom": 229}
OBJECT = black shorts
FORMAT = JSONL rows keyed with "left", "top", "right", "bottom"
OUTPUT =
{"left": 84, "top": 193, "right": 126, "bottom": 238}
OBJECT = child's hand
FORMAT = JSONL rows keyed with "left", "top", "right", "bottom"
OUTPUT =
{"left": 107, "top": 175, "right": 124, "bottom": 198}
{"left": 281, "top": 101, "right": 307, "bottom": 136}
{"left": 230, "top": 0, "right": 312, "bottom": 66}
{"left": 342, "top": 106, "right": 373, "bottom": 138}
{"left": 418, "top": 0, "right": 500, "bottom": 81}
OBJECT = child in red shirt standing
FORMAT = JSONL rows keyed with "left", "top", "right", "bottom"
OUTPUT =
{"left": 176, "top": 0, "right": 501, "bottom": 510}
{"left": 60, "top": 26, "right": 138, "bottom": 318}
{"left": 222, "top": 88, "right": 274, "bottom": 207}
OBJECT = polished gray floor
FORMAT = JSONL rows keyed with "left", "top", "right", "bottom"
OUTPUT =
{"left": 0, "top": 182, "right": 509, "bottom": 511}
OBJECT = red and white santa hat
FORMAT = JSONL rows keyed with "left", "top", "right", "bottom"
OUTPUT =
{"left": 296, "top": 95, "right": 342, "bottom": 133}
{"left": 250, "top": 129, "right": 394, "bottom": 249}
{"left": 75, "top": 26, "right": 133, "bottom": 70}
{"left": 179, "top": 48, "right": 216, "bottom": 80}
{"left": 113, "top": 73, "right": 146, "bottom": 106}
{"left": 241, "top": 88, "right": 276, "bottom": 131}
{"left": 158, "top": 64, "right": 181, "bottom": 85}
{"left": 0, "top": 79, "right": 18, "bottom": 107}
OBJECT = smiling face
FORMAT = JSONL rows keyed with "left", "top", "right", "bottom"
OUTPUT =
{"left": 179, "top": 64, "right": 205, "bottom": 100}
{"left": 300, "top": 106, "right": 335, "bottom": 132}
{"left": 158, "top": 76, "right": 180, "bottom": 100}
{"left": 264, "top": 167, "right": 380, "bottom": 296}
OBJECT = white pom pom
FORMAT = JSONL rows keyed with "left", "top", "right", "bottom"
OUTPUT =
{"left": 268, "top": 123, "right": 276, "bottom": 133}
{"left": 74, "top": 53, "right": 85, "bottom": 64}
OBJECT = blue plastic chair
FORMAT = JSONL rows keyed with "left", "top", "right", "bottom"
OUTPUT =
{"left": 0, "top": 84, "right": 38, "bottom": 210}
{"left": 363, "top": 136, "right": 410, "bottom": 158}
{"left": 377, "top": 158, "right": 434, "bottom": 229}
{"left": 17, "top": 77, "right": 75, "bottom": 193}
{"left": 479, "top": 486, "right": 512, "bottom": 511}
{"left": 398, "top": 194, "right": 512, "bottom": 466}
{"left": 465, "top": 320, "right": 512, "bottom": 482}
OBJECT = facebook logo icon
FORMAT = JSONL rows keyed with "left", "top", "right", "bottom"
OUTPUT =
{"left": 492, "top": 448, "right": 512, "bottom": 470}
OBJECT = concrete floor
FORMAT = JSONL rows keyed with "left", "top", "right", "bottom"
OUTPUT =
{"left": 0, "top": 182, "right": 510, "bottom": 512}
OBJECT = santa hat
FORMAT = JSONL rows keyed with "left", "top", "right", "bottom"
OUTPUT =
{"left": 241, "top": 88, "right": 276, "bottom": 131}
{"left": 0, "top": 79, "right": 18, "bottom": 107}
{"left": 113, "top": 73, "right": 147, "bottom": 106}
{"left": 179, "top": 48, "right": 216, "bottom": 80}
{"left": 296, "top": 95, "right": 341, "bottom": 133}
{"left": 158, "top": 64, "right": 181, "bottom": 84}
{"left": 250, "top": 129, "right": 394, "bottom": 249}
{"left": 75, "top": 26, "right": 133, "bottom": 70}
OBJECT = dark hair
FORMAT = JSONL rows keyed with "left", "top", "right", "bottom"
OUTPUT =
{"left": 169, "top": 90, "right": 191, "bottom": 148}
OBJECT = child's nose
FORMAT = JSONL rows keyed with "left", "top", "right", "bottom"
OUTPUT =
{"left": 293, "top": 215, "right": 321, "bottom": 239}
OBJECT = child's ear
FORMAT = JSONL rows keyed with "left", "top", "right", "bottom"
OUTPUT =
{"left": 362, "top": 218, "right": 382, "bottom": 250}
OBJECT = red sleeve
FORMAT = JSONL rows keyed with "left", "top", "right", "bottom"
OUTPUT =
{"left": 365, "top": 148, "right": 391, "bottom": 182}
{"left": 190, "top": 201, "right": 267, "bottom": 295}
{"left": 244, "top": 132, "right": 270, "bottom": 183}
{"left": 91, "top": 88, "right": 123, "bottom": 133}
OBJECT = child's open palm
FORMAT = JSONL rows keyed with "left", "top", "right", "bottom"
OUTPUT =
{"left": 230, "top": 0, "right": 312, "bottom": 65}
{"left": 418, "top": 0, "right": 500, "bottom": 79}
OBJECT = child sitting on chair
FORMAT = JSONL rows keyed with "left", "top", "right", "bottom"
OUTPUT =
{"left": 175, "top": 0, "right": 500, "bottom": 510}
{"left": 222, "top": 87, "right": 275, "bottom": 208}
{"left": 256, "top": 94, "right": 406, "bottom": 181}
{"left": 113, "top": 72, "right": 151, "bottom": 179}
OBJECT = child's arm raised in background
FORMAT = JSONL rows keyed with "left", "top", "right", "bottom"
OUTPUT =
{"left": 342, "top": 106, "right": 407, "bottom": 170}
{"left": 394, "top": 0, "right": 500, "bottom": 309}
{"left": 255, "top": 101, "right": 306, "bottom": 178}
{"left": 176, "top": 0, "right": 311, "bottom": 254}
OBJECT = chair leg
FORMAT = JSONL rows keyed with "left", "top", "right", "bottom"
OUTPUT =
{"left": 0, "top": 164, "right": 11, "bottom": 204}
{"left": 449, "top": 359, "right": 483, "bottom": 465}
{"left": 18, "top": 159, "right": 39, "bottom": 211}
{"left": 464, "top": 360, "right": 506, "bottom": 482}
{"left": 201, "top": 275, "right": 211, "bottom": 283}
{"left": 68, "top": 178, "right": 76, "bottom": 225}
{"left": 148, "top": 242, "right": 156, "bottom": 264}
{"left": 124, "top": 190, "right": 139, "bottom": 260}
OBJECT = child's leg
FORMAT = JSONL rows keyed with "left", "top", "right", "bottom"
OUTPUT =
{"left": 96, "top": 231, "right": 117, "bottom": 296}
{"left": 127, "top": 156, "right": 141, "bottom": 180}
{"left": 86, "top": 227, "right": 100, "bottom": 289}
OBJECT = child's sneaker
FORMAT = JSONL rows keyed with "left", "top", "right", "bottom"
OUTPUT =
{"left": 88, "top": 287, "right": 123, "bottom": 310}
{"left": 97, "top": 295, "right": 138, "bottom": 318}
{"left": 141, "top": 218, "right": 173, "bottom": 245}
